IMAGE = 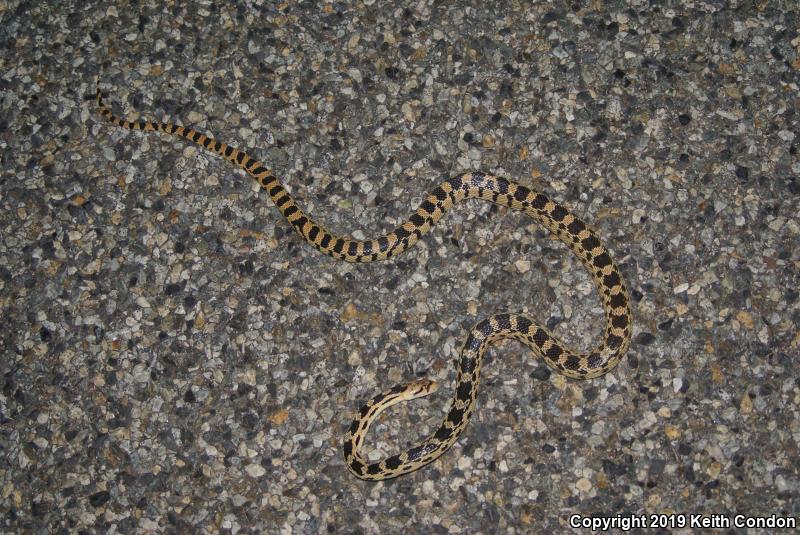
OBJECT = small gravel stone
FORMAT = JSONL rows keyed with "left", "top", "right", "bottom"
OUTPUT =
{"left": 88, "top": 491, "right": 110, "bottom": 508}
{"left": 575, "top": 478, "right": 593, "bottom": 492}
{"left": 530, "top": 366, "right": 552, "bottom": 381}
{"left": 635, "top": 332, "right": 656, "bottom": 345}
{"left": 245, "top": 464, "right": 266, "bottom": 478}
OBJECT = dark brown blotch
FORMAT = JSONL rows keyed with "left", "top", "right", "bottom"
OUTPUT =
{"left": 447, "top": 407, "right": 464, "bottom": 425}
{"left": 606, "top": 334, "right": 623, "bottom": 349}
{"left": 477, "top": 320, "right": 493, "bottom": 337}
{"left": 550, "top": 205, "right": 567, "bottom": 222}
{"left": 359, "top": 404, "right": 372, "bottom": 418}
{"left": 434, "top": 427, "right": 452, "bottom": 441}
{"left": 531, "top": 194, "right": 547, "bottom": 209}
{"left": 545, "top": 344, "right": 562, "bottom": 360}
{"left": 532, "top": 328, "right": 548, "bottom": 347}
{"left": 456, "top": 381, "right": 473, "bottom": 402}
{"left": 593, "top": 252, "right": 612, "bottom": 268}
{"left": 610, "top": 293, "right": 627, "bottom": 309}
{"left": 581, "top": 235, "right": 600, "bottom": 251}
{"left": 349, "top": 459, "right": 364, "bottom": 473}
{"left": 603, "top": 272, "right": 621, "bottom": 288}
{"left": 385, "top": 455, "right": 403, "bottom": 470}
{"left": 495, "top": 177, "right": 509, "bottom": 194}
{"left": 567, "top": 219, "right": 586, "bottom": 235}
{"left": 395, "top": 227, "right": 410, "bottom": 240}
{"left": 459, "top": 356, "right": 477, "bottom": 375}
{"left": 564, "top": 355, "right": 581, "bottom": 370}
{"left": 432, "top": 186, "right": 449, "bottom": 202}
{"left": 377, "top": 236, "right": 389, "bottom": 252}
{"left": 516, "top": 316, "right": 532, "bottom": 333}
{"left": 495, "top": 314, "right": 511, "bottom": 330}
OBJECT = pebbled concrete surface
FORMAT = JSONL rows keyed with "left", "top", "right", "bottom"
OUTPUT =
{"left": 1, "top": 1, "right": 798, "bottom": 532}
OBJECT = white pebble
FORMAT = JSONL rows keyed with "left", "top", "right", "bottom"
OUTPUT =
{"left": 245, "top": 464, "right": 266, "bottom": 478}
{"left": 673, "top": 282, "right": 689, "bottom": 294}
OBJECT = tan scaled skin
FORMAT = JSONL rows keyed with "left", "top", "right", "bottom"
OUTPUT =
{"left": 96, "top": 81, "right": 632, "bottom": 481}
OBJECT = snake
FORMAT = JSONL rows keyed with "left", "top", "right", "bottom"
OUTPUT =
{"left": 96, "top": 80, "right": 632, "bottom": 481}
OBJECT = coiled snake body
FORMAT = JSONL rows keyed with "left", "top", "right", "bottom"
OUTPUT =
{"left": 97, "top": 82, "right": 632, "bottom": 481}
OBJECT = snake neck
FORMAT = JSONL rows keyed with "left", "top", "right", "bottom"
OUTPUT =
{"left": 344, "top": 327, "right": 495, "bottom": 480}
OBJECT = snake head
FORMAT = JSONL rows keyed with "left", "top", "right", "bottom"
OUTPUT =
{"left": 403, "top": 378, "right": 439, "bottom": 400}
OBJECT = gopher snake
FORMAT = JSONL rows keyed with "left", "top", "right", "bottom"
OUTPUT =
{"left": 96, "top": 81, "right": 632, "bottom": 480}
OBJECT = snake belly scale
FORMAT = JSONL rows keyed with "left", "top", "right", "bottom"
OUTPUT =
{"left": 96, "top": 81, "right": 632, "bottom": 481}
